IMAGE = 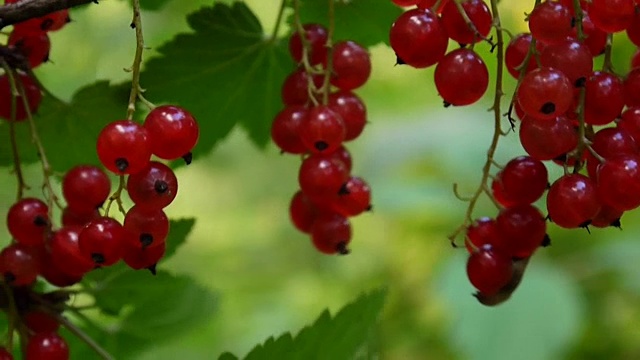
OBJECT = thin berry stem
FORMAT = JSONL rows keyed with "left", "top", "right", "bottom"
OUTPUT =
{"left": 125, "top": 0, "right": 146, "bottom": 121}
{"left": 448, "top": 0, "right": 506, "bottom": 246}
{"left": 53, "top": 312, "right": 115, "bottom": 360}
{"left": 602, "top": 33, "right": 615, "bottom": 74}
{"left": 293, "top": 0, "right": 321, "bottom": 106}
{"left": 452, "top": 0, "right": 493, "bottom": 47}
{"left": 430, "top": 0, "right": 443, "bottom": 12}
{"left": 321, "top": 0, "right": 335, "bottom": 105}
{"left": 104, "top": 175, "right": 127, "bottom": 216}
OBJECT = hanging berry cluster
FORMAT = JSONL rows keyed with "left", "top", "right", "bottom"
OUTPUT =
{"left": 0, "top": 0, "right": 200, "bottom": 358}
{"left": 390, "top": 0, "right": 640, "bottom": 305}
{"left": 271, "top": 3, "right": 373, "bottom": 255}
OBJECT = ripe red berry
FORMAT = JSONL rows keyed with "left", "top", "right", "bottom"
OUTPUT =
{"left": 299, "top": 154, "right": 349, "bottom": 200}
{"left": 311, "top": 212, "right": 352, "bottom": 255}
{"left": 540, "top": 40, "right": 593, "bottom": 87}
{"left": 96, "top": 120, "right": 152, "bottom": 174}
{"left": 505, "top": 33, "right": 542, "bottom": 79}
{"left": 289, "top": 190, "right": 321, "bottom": 234}
{"left": 618, "top": 107, "right": 640, "bottom": 142}
{"left": 434, "top": 48, "right": 489, "bottom": 106}
{"left": 528, "top": 1, "right": 573, "bottom": 45}
{"left": 127, "top": 161, "right": 178, "bottom": 210}
{"left": 623, "top": 68, "right": 640, "bottom": 107}
{"left": 517, "top": 67, "right": 573, "bottom": 120}
{"left": 25, "top": 332, "right": 69, "bottom": 360}
{"left": 49, "top": 226, "right": 94, "bottom": 277}
{"left": 78, "top": 217, "right": 125, "bottom": 266}
{"left": 271, "top": 105, "right": 308, "bottom": 154}
{"left": 597, "top": 155, "right": 640, "bottom": 211}
{"left": 23, "top": 310, "right": 60, "bottom": 334}
{"left": 589, "top": 0, "right": 635, "bottom": 33}
{"left": 143, "top": 105, "right": 199, "bottom": 161}
{"left": 299, "top": 105, "right": 346, "bottom": 154}
{"left": 440, "top": 0, "right": 492, "bottom": 45}
{"left": 331, "top": 176, "right": 372, "bottom": 217}
{"left": 572, "top": 11, "right": 607, "bottom": 56}
{"left": 328, "top": 90, "right": 367, "bottom": 141}
{"left": 281, "top": 68, "right": 323, "bottom": 106}
{"left": 0, "top": 243, "right": 39, "bottom": 286}
{"left": 8, "top": 28, "right": 51, "bottom": 69}
{"left": 390, "top": 8, "right": 448, "bottom": 68}
{"left": 61, "top": 206, "right": 100, "bottom": 228}
{"left": 62, "top": 165, "right": 111, "bottom": 213}
{"left": 466, "top": 245, "right": 513, "bottom": 295}
{"left": 330, "top": 41, "right": 371, "bottom": 90}
{"left": 547, "top": 174, "right": 601, "bottom": 228}
{"left": 583, "top": 71, "right": 625, "bottom": 126}
{"left": 123, "top": 242, "right": 166, "bottom": 274}
{"left": 590, "top": 205, "right": 624, "bottom": 228}
{"left": 494, "top": 156, "right": 548, "bottom": 205}
{"left": 519, "top": 116, "right": 578, "bottom": 160}
{"left": 465, "top": 217, "right": 499, "bottom": 253}
{"left": 7, "top": 198, "right": 49, "bottom": 246}
{"left": 494, "top": 204, "right": 547, "bottom": 258}
{"left": 123, "top": 205, "right": 170, "bottom": 249}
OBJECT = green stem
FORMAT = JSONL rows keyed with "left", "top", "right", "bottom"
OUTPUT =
{"left": 321, "top": 0, "right": 335, "bottom": 105}
{"left": 270, "top": 0, "right": 286, "bottom": 42}
{"left": 126, "top": 0, "right": 145, "bottom": 120}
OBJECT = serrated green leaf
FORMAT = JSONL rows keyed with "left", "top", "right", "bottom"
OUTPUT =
{"left": 225, "top": 288, "right": 386, "bottom": 360}
{"left": 218, "top": 353, "right": 240, "bottom": 360}
{"left": 0, "top": 81, "right": 128, "bottom": 172}
{"left": 291, "top": 0, "right": 402, "bottom": 47}
{"left": 142, "top": 2, "right": 293, "bottom": 155}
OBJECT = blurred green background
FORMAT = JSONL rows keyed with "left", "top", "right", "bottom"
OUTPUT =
{"left": 3, "top": 0, "right": 640, "bottom": 359}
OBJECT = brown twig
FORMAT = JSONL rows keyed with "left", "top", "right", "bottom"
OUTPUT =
{"left": 0, "top": 0, "right": 97, "bottom": 29}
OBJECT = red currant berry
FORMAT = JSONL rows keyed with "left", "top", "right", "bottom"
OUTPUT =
{"left": 271, "top": 105, "right": 308, "bottom": 154}
{"left": 7, "top": 198, "right": 49, "bottom": 246}
{"left": 505, "top": 33, "right": 542, "bottom": 79}
{"left": 495, "top": 156, "right": 548, "bottom": 205}
{"left": 123, "top": 205, "right": 170, "bottom": 249}
{"left": 299, "top": 153, "right": 349, "bottom": 200}
{"left": 23, "top": 310, "right": 60, "bottom": 334}
{"left": 330, "top": 41, "right": 371, "bottom": 90}
{"left": 466, "top": 244, "right": 513, "bottom": 295}
{"left": 624, "top": 68, "right": 640, "bottom": 107}
{"left": 528, "top": 1, "right": 573, "bottom": 45}
{"left": 434, "top": 48, "right": 489, "bottom": 106}
{"left": 143, "top": 105, "right": 199, "bottom": 161}
{"left": 25, "top": 332, "right": 69, "bottom": 360}
{"left": 311, "top": 212, "right": 352, "bottom": 255}
{"left": 572, "top": 11, "right": 607, "bottom": 56}
{"left": 494, "top": 204, "right": 547, "bottom": 258}
{"left": 390, "top": 8, "right": 449, "bottom": 68}
{"left": 584, "top": 71, "right": 625, "bottom": 125}
{"left": 0, "top": 73, "right": 42, "bottom": 122}
{"left": 61, "top": 207, "right": 100, "bottom": 228}
{"left": 540, "top": 40, "right": 593, "bottom": 87}
{"left": 62, "top": 165, "right": 111, "bottom": 213}
{"left": 49, "top": 226, "right": 94, "bottom": 277}
{"left": 123, "top": 242, "right": 166, "bottom": 274}
{"left": 547, "top": 174, "right": 601, "bottom": 228}
{"left": 328, "top": 90, "right": 367, "bottom": 141}
{"left": 78, "top": 217, "right": 125, "bottom": 266}
{"left": 590, "top": 205, "right": 623, "bottom": 228}
{"left": 127, "top": 161, "right": 178, "bottom": 210}
{"left": 0, "top": 243, "right": 39, "bottom": 286}
{"left": 281, "top": 68, "right": 323, "bottom": 106}
{"left": 288, "top": 23, "right": 328, "bottom": 66}
{"left": 589, "top": 0, "right": 635, "bottom": 33}
{"left": 519, "top": 116, "right": 578, "bottom": 160}
{"left": 289, "top": 190, "right": 321, "bottom": 234}
{"left": 517, "top": 67, "right": 573, "bottom": 120}
{"left": 440, "top": 0, "right": 492, "bottom": 45}
{"left": 597, "top": 155, "right": 640, "bottom": 211}
{"left": 465, "top": 217, "right": 499, "bottom": 253}
{"left": 96, "top": 120, "right": 152, "bottom": 174}
{"left": 618, "top": 106, "right": 640, "bottom": 142}
{"left": 299, "top": 105, "right": 346, "bottom": 154}
{"left": 8, "top": 28, "right": 50, "bottom": 68}
{"left": 331, "top": 176, "right": 372, "bottom": 217}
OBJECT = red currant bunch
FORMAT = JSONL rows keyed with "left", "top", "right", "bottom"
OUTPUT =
{"left": 271, "top": 23, "right": 373, "bottom": 255}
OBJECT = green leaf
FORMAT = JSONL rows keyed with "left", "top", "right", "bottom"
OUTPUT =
{"left": 291, "top": 0, "right": 402, "bottom": 47}
{"left": 223, "top": 288, "right": 386, "bottom": 360}
{"left": 218, "top": 353, "right": 240, "bottom": 360}
{"left": 142, "top": 2, "right": 293, "bottom": 155}
{"left": 139, "top": 0, "right": 172, "bottom": 10}
{"left": 164, "top": 218, "right": 195, "bottom": 260}
{"left": 0, "top": 81, "right": 128, "bottom": 171}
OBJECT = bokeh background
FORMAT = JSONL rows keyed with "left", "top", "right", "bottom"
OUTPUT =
{"left": 2, "top": 0, "right": 640, "bottom": 359}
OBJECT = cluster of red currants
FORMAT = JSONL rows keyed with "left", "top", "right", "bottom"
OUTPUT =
{"left": 271, "top": 23, "right": 372, "bottom": 255}
{"left": 0, "top": 310, "right": 68, "bottom": 360}
{"left": 390, "top": 0, "right": 640, "bottom": 301}
{"left": 0, "top": 0, "right": 69, "bottom": 122}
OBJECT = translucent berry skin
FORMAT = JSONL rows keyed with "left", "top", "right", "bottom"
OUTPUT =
{"left": 288, "top": 23, "right": 328, "bottom": 66}
{"left": 127, "top": 161, "right": 179, "bottom": 210}
{"left": 440, "top": 0, "right": 492, "bottom": 45}
{"left": 495, "top": 156, "right": 548, "bottom": 205}
{"left": 62, "top": 165, "right": 111, "bottom": 213}
{"left": 528, "top": 1, "right": 573, "bottom": 44}
{"left": 330, "top": 41, "right": 371, "bottom": 90}
{"left": 465, "top": 217, "right": 499, "bottom": 253}
{"left": 586, "top": 127, "right": 638, "bottom": 178}
{"left": 597, "top": 155, "right": 640, "bottom": 211}
{"left": 417, "top": 0, "right": 450, "bottom": 12}
{"left": 40, "top": 254, "right": 83, "bottom": 288}
{"left": 49, "top": 226, "right": 94, "bottom": 277}
{"left": 143, "top": 105, "right": 199, "bottom": 161}
{"left": 494, "top": 204, "right": 547, "bottom": 258}
{"left": 572, "top": 11, "right": 607, "bottom": 56}
{"left": 330, "top": 145, "right": 353, "bottom": 173}
{"left": 7, "top": 198, "right": 49, "bottom": 246}
{"left": 434, "top": 48, "right": 489, "bottom": 106}
{"left": 519, "top": 116, "right": 578, "bottom": 160}
{"left": 632, "top": 49, "right": 640, "bottom": 69}
{"left": 13, "top": 9, "right": 70, "bottom": 33}
{"left": 271, "top": 105, "right": 308, "bottom": 154}
{"left": 123, "top": 242, "right": 166, "bottom": 272}
{"left": 584, "top": 71, "right": 625, "bottom": 125}
{"left": 299, "top": 154, "right": 349, "bottom": 200}
{"left": 589, "top": 0, "right": 635, "bottom": 33}
{"left": 25, "top": 332, "right": 69, "bottom": 360}
{"left": 23, "top": 310, "right": 60, "bottom": 334}
{"left": 624, "top": 68, "right": 640, "bottom": 107}
{"left": 540, "top": 40, "right": 593, "bottom": 87}
{"left": 0, "top": 243, "right": 39, "bottom": 286}
{"left": 328, "top": 91, "right": 367, "bottom": 141}
{"left": 289, "top": 190, "right": 321, "bottom": 233}
{"left": 517, "top": 67, "right": 573, "bottom": 120}
{"left": 590, "top": 205, "right": 624, "bottom": 228}
{"left": 505, "top": 33, "right": 542, "bottom": 79}
{"left": 61, "top": 207, "right": 100, "bottom": 228}
{"left": 627, "top": 10, "right": 640, "bottom": 46}
{"left": 331, "top": 176, "right": 372, "bottom": 217}
{"left": 390, "top": 8, "right": 449, "bottom": 68}
{"left": 123, "top": 205, "right": 170, "bottom": 249}
{"left": 8, "top": 29, "right": 50, "bottom": 69}
{"left": 0, "top": 73, "right": 42, "bottom": 122}
{"left": 547, "top": 174, "right": 601, "bottom": 228}
{"left": 311, "top": 212, "right": 352, "bottom": 255}
{"left": 299, "top": 105, "right": 346, "bottom": 154}
{"left": 466, "top": 245, "right": 513, "bottom": 296}
{"left": 78, "top": 217, "right": 125, "bottom": 266}
{"left": 96, "top": 120, "right": 152, "bottom": 174}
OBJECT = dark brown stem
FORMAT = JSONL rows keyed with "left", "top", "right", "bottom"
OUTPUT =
{"left": 0, "top": 0, "right": 97, "bottom": 30}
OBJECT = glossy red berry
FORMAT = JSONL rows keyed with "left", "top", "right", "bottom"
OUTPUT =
{"left": 49, "top": 226, "right": 94, "bottom": 277}
{"left": 589, "top": 0, "right": 635, "bottom": 33}
{"left": 123, "top": 205, "right": 170, "bottom": 249}
{"left": 434, "top": 48, "right": 489, "bottom": 106}
{"left": 494, "top": 156, "right": 548, "bottom": 205}
{"left": 0, "top": 73, "right": 42, "bottom": 122}
{"left": 299, "top": 154, "right": 349, "bottom": 200}
{"left": 123, "top": 242, "right": 166, "bottom": 273}
{"left": 440, "top": 0, "right": 492, "bottom": 45}
{"left": 618, "top": 107, "right": 640, "bottom": 142}
{"left": 143, "top": 105, "right": 199, "bottom": 161}
{"left": 584, "top": 71, "right": 625, "bottom": 125}
{"left": 62, "top": 165, "right": 111, "bottom": 213}
{"left": 127, "top": 161, "right": 178, "bottom": 210}
{"left": 505, "top": 33, "right": 542, "bottom": 79}
{"left": 96, "top": 120, "right": 152, "bottom": 174}
{"left": 0, "top": 243, "right": 39, "bottom": 286}
{"left": 7, "top": 198, "right": 49, "bottom": 246}
{"left": 61, "top": 207, "right": 100, "bottom": 228}
{"left": 271, "top": 105, "right": 308, "bottom": 154}
{"left": 25, "top": 332, "right": 69, "bottom": 360}
{"left": 623, "top": 68, "right": 640, "bottom": 107}
{"left": 528, "top": 1, "right": 573, "bottom": 44}
{"left": 390, "top": 8, "right": 449, "bottom": 68}
{"left": 494, "top": 204, "right": 547, "bottom": 258}
{"left": 13, "top": 9, "right": 70, "bottom": 33}
{"left": 519, "top": 116, "right": 578, "bottom": 160}
{"left": 288, "top": 23, "right": 328, "bottom": 66}
{"left": 331, "top": 176, "right": 372, "bottom": 217}
{"left": 517, "top": 67, "right": 573, "bottom": 120}
{"left": 466, "top": 245, "right": 513, "bottom": 296}
{"left": 573, "top": 11, "right": 607, "bottom": 56}
{"left": 590, "top": 205, "right": 623, "bottom": 228}
{"left": 547, "top": 174, "right": 601, "bottom": 228}
{"left": 23, "top": 310, "right": 60, "bottom": 334}
{"left": 299, "top": 105, "right": 346, "bottom": 154}
{"left": 289, "top": 190, "right": 321, "bottom": 233}
{"left": 597, "top": 155, "right": 640, "bottom": 211}
{"left": 540, "top": 40, "right": 593, "bottom": 87}
{"left": 329, "top": 145, "right": 353, "bottom": 173}
{"left": 330, "top": 41, "right": 371, "bottom": 90}
{"left": 8, "top": 28, "right": 50, "bottom": 69}
{"left": 465, "top": 217, "right": 499, "bottom": 253}
{"left": 281, "top": 68, "right": 323, "bottom": 106}
{"left": 328, "top": 90, "right": 367, "bottom": 141}
{"left": 311, "top": 212, "right": 352, "bottom": 255}
{"left": 78, "top": 217, "right": 125, "bottom": 266}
